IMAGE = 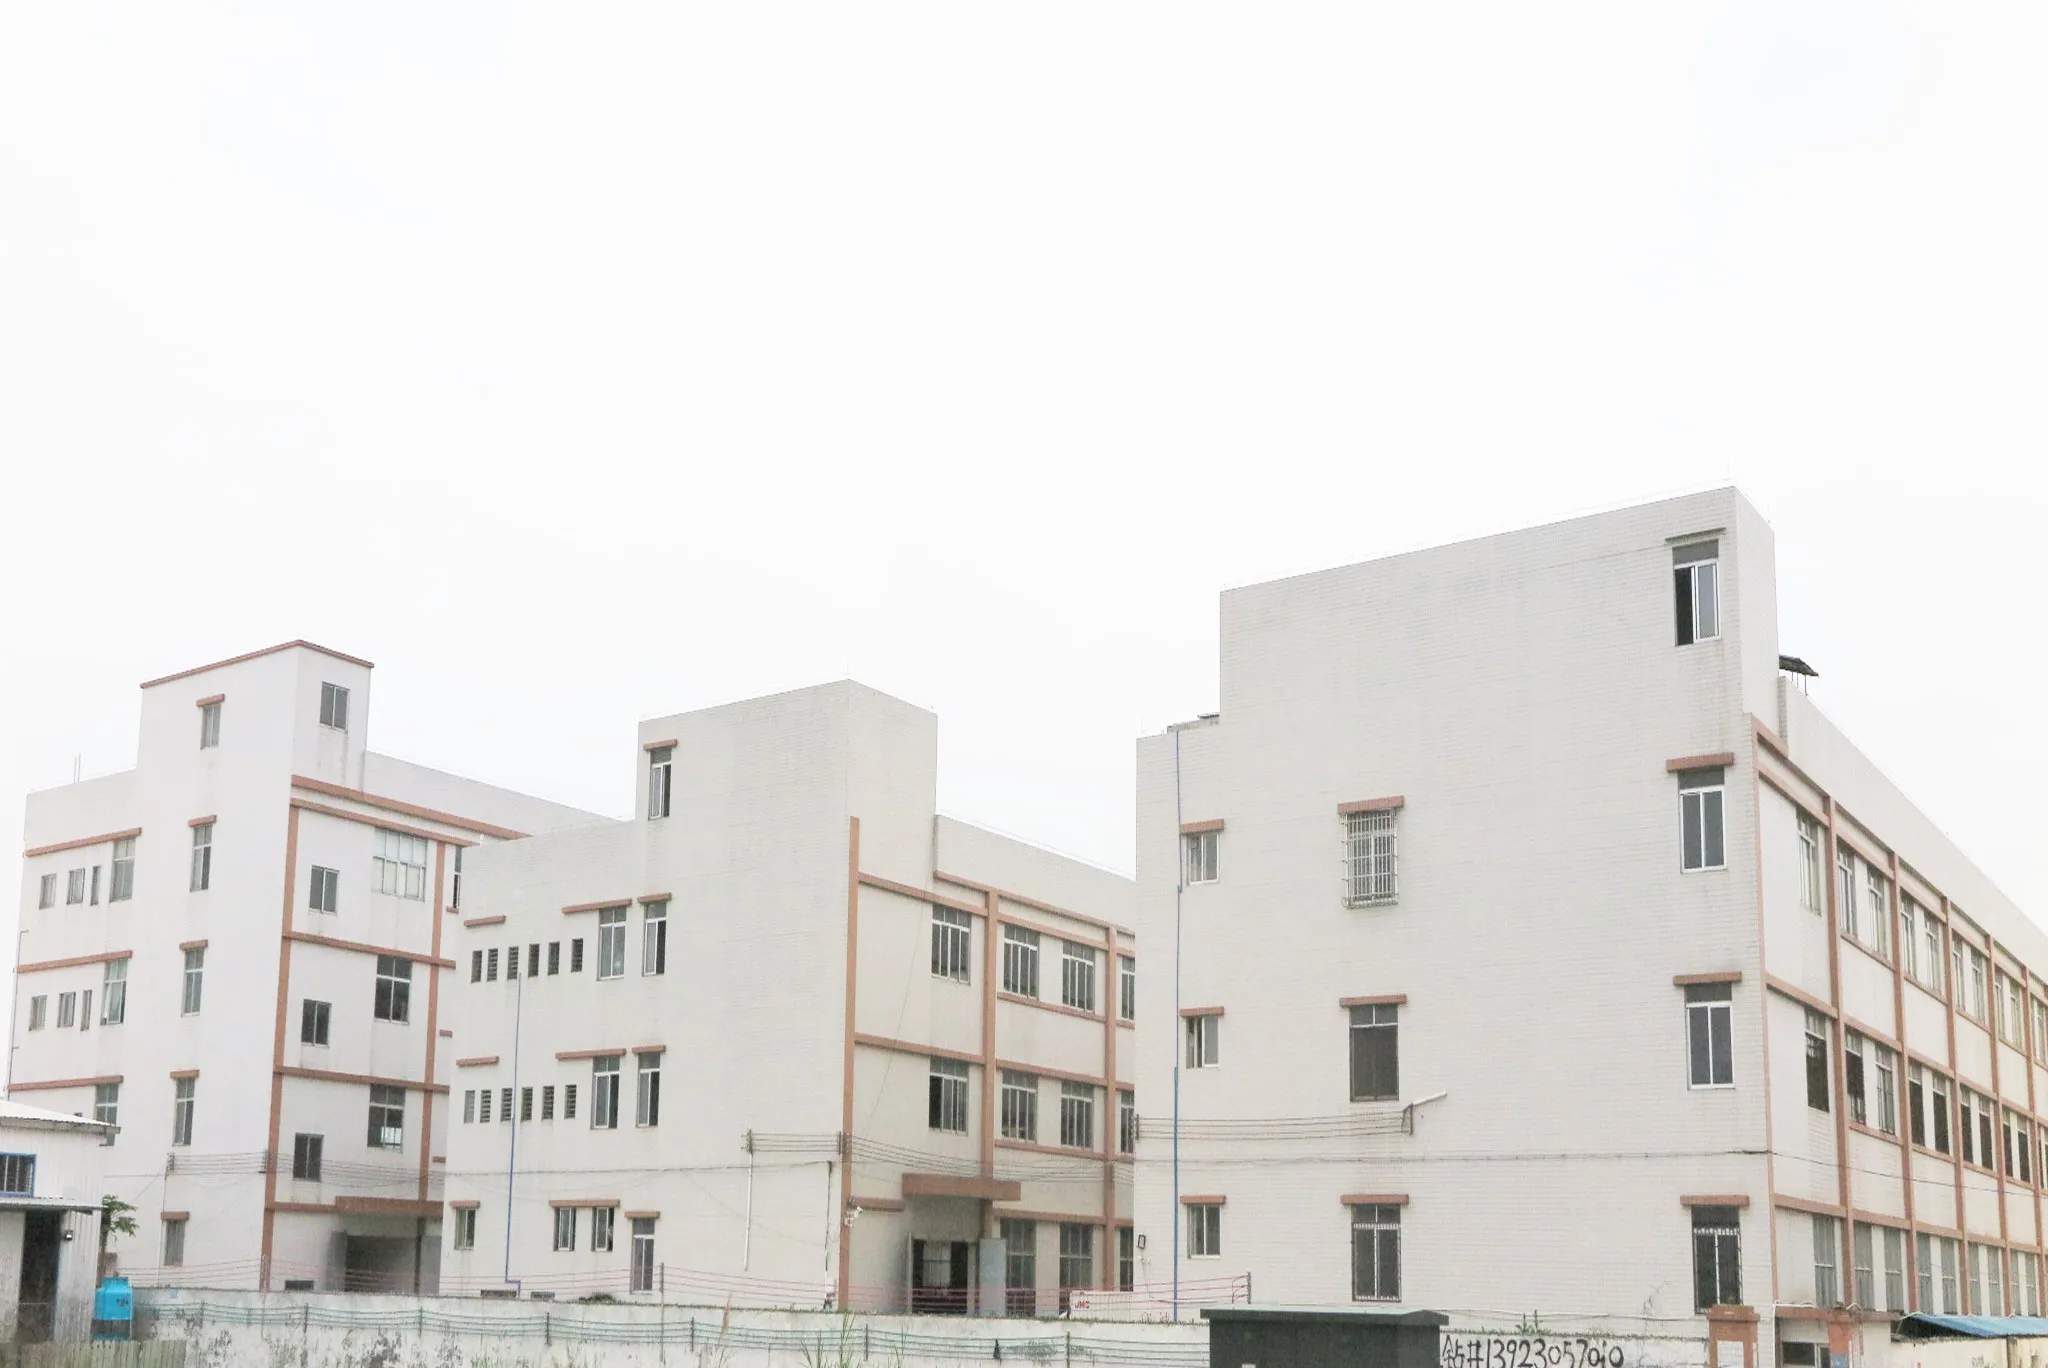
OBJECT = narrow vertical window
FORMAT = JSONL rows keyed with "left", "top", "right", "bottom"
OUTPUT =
{"left": 1853, "top": 1223, "right": 1875, "bottom": 1310}
{"left": 1837, "top": 849, "right": 1860, "bottom": 943}
{"left": 301, "top": 999, "right": 330, "bottom": 1045}
{"left": 1804, "top": 1009, "right": 1831, "bottom": 1112}
{"left": 1002, "top": 1220, "right": 1037, "bottom": 1316}
{"left": 1678, "top": 769, "right": 1726, "bottom": 872}
{"left": 182, "top": 948, "right": 204, "bottom": 1015}
{"left": 1119, "top": 956, "right": 1136, "bottom": 1022}
{"left": 1001, "top": 925, "right": 1040, "bottom": 998}
{"left": 1813, "top": 1215, "right": 1840, "bottom": 1307}
{"left": 110, "top": 837, "right": 134, "bottom": 902}
{"left": 199, "top": 701, "right": 221, "bottom": 749}
{"left": 1883, "top": 1227, "right": 1906, "bottom": 1311}
{"left": 1673, "top": 539, "right": 1720, "bottom": 645}
{"left": 1057, "top": 1224, "right": 1094, "bottom": 1299}
{"left": 1351, "top": 1204, "right": 1401, "bottom": 1301}
{"left": 1692, "top": 1206, "right": 1741, "bottom": 1310}
{"left": 928, "top": 1058, "right": 969, "bottom": 1133}
{"left": 319, "top": 682, "right": 349, "bottom": 730}
{"left": 1349, "top": 1004, "right": 1399, "bottom": 1100}
{"left": 162, "top": 1218, "right": 186, "bottom": 1266}
{"left": 548, "top": 942, "right": 561, "bottom": 975}
{"left": 1118, "top": 1089, "right": 1136, "bottom": 1154}
{"left": 1797, "top": 813, "right": 1823, "bottom": 913}
{"left": 373, "top": 955, "right": 412, "bottom": 1023}
{"left": 1000, "top": 1071, "right": 1038, "bottom": 1142}
{"left": 542, "top": 1085, "right": 555, "bottom": 1120}
{"left": 642, "top": 901, "right": 668, "bottom": 976}
{"left": 170, "top": 1077, "right": 196, "bottom": 1146}
{"left": 636, "top": 1052, "right": 662, "bottom": 1127}
{"left": 1061, "top": 941, "right": 1097, "bottom": 1012}
{"left": 630, "top": 1218, "right": 656, "bottom": 1291}
{"left": 931, "top": 906, "right": 972, "bottom": 983}
{"left": 1868, "top": 868, "right": 1892, "bottom": 959}
{"left": 554, "top": 1206, "right": 577, "bottom": 1252}
{"left": 598, "top": 907, "right": 627, "bottom": 979}
{"left": 190, "top": 822, "right": 214, "bottom": 891}
{"left": 292, "top": 1133, "right": 323, "bottom": 1181}
{"left": 453, "top": 1208, "right": 477, "bottom": 1250}
{"left": 38, "top": 873, "right": 56, "bottom": 908}
{"left": 592, "top": 1056, "right": 621, "bottom": 1129}
{"left": 1845, "top": 1031, "right": 1867, "bottom": 1124}
{"left": 647, "top": 746, "right": 674, "bottom": 820}
{"left": 67, "top": 868, "right": 86, "bottom": 904}
{"left": 1187, "top": 1203, "right": 1222, "bottom": 1258}
{"left": 462, "top": 1091, "right": 476, "bottom": 1124}
{"left": 451, "top": 846, "right": 463, "bottom": 912}
{"left": 591, "top": 1206, "right": 616, "bottom": 1253}
{"left": 570, "top": 938, "right": 584, "bottom": 973}
{"left": 102, "top": 959, "right": 128, "bottom": 1024}
{"left": 1685, "top": 983, "right": 1734, "bottom": 1088}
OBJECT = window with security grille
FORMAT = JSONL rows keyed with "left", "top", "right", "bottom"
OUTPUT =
{"left": 1345, "top": 809, "right": 1398, "bottom": 906}
{"left": 1002, "top": 925, "right": 1039, "bottom": 998}
{"left": 564, "top": 1084, "right": 578, "bottom": 1120}
{"left": 471, "top": 951, "right": 483, "bottom": 983}
{"left": 374, "top": 955, "right": 412, "bottom": 1022}
{"left": 486, "top": 948, "right": 499, "bottom": 981}
{"left": 1351, "top": 1203, "right": 1401, "bottom": 1301}
{"left": 102, "top": 959, "right": 127, "bottom": 1024}
{"left": 932, "top": 907, "right": 972, "bottom": 983}
{"left": 929, "top": 1058, "right": 968, "bottom": 1133}
{"left": 1686, "top": 983, "right": 1733, "bottom": 1088}
{"left": 111, "top": 837, "right": 135, "bottom": 901}
{"left": 320, "top": 681, "right": 349, "bottom": 729}
{"left": 554, "top": 1206, "right": 577, "bottom": 1252}
{"left": 1061, "top": 942, "right": 1097, "bottom": 1012}
{"left": 571, "top": 939, "right": 584, "bottom": 973}
{"left": 647, "top": 746, "right": 674, "bottom": 819}
{"left": 1000, "top": 1071, "right": 1037, "bottom": 1141}
{"left": 598, "top": 907, "right": 628, "bottom": 979}
{"left": 637, "top": 1053, "right": 662, "bottom": 1127}
{"left": 302, "top": 999, "right": 330, "bottom": 1046}
{"left": 506, "top": 942, "right": 518, "bottom": 979}
{"left": 1349, "top": 1004, "right": 1398, "bottom": 1100}
{"left": 1182, "top": 830, "right": 1218, "bottom": 885}
{"left": 182, "top": 948, "right": 205, "bottom": 1015}
{"left": 478, "top": 1090, "right": 492, "bottom": 1124}
{"left": 521, "top": 1087, "right": 534, "bottom": 1122}
{"left": 1188, "top": 1203, "right": 1221, "bottom": 1258}
{"left": 548, "top": 942, "right": 561, "bottom": 975}
{"left": 500, "top": 1087, "right": 512, "bottom": 1122}
{"left": 1692, "top": 1206, "right": 1740, "bottom": 1310}
{"left": 171, "top": 1077, "right": 195, "bottom": 1146}
{"left": 367, "top": 1085, "right": 405, "bottom": 1149}
{"left": 292, "top": 1133, "right": 323, "bottom": 1181}
{"left": 190, "top": 822, "right": 213, "bottom": 891}
{"left": 592, "top": 1057, "right": 621, "bottom": 1129}
{"left": 642, "top": 903, "right": 667, "bottom": 976}
{"left": 373, "top": 829, "right": 428, "bottom": 900}
{"left": 1678, "top": 769, "right": 1726, "bottom": 872}
{"left": 1673, "top": 539, "right": 1720, "bottom": 645}
{"left": 1059, "top": 1082, "right": 1095, "bottom": 1149}
{"left": 310, "top": 866, "right": 339, "bottom": 913}
{"left": 542, "top": 1086, "right": 555, "bottom": 1120}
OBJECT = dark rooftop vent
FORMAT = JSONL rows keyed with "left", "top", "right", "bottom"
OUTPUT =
{"left": 1778, "top": 655, "right": 1818, "bottom": 678}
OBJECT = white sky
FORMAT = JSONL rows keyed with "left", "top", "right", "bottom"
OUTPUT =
{"left": 4, "top": 4, "right": 2045, "bottom": 979}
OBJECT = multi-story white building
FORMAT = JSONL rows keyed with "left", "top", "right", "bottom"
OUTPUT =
{"left": 1135, "top": 488, "right": 2048, "bottom": 1367}
{"left": 8, "top": 641, "right": 599, "bottom": 1294}
{"left": 439, "top": 681, "right": 1137, "bottom": 1314}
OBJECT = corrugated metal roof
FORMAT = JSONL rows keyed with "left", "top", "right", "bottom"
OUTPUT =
{"left": 0, "top": 1096, "right": 115, "bottom": 1133}
{"left": 1896, "top": 1313, "right": 2048, "bottom": 1339}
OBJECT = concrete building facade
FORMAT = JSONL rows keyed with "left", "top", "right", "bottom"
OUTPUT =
{"left": 8, "top": 642, "right": 599, "bottom": 1293}
{"left": 438, "top": 681, "right": 1137, "bottom": 1313}
{"left": 1134, "top": 488, "right": 2048, "bottom": 1364}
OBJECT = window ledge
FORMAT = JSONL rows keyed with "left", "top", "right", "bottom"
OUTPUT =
{"left": 1344, "top": 899, "right": 1399, "bottom": 911}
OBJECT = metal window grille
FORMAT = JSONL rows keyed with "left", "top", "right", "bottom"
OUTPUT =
{"left": 1000, "top": 1071, "right": 1037, "bottom": 1141}
{"left": 1058, "top": 1082, "right": 1094, "bottom": 1149}
{"left": 564, "top": 1084, "right": 577, "bottom": 1120}
{"left": 548, "top": 942, "right": 561, "bottom": 975}
{"left": 931, "top": 907, "right": 972, "bottom": 982}
{"left": 571, "top": 939, "right": 584, "bottom": 973}
{"left": 1351, "top": 1204, "right": 1401, "bottom": 1301}
{"left": 521, "top": 1087, "right": 534, "bottom": 1123}
{"left": 478, "top": 1090, "right": 492, "bottom": 1124}
{"left": 528, "top": 943, "right": 540, "bottom": 977}
{"left": 372, "top": 830, "right": 428, "bottom": 900}
{"left": 487, "top": 948, "right": 499, "bottom": 981}
{"left": 1692, "top": 1206, "right": 1741, "bottom": 1310}
{"left": 1001, "top": 1220, "right": 1036, "bottom": 1316}
{"left": 1061, "top": 942, "right": 1096, "bottom": 1012}
{"left": 1345, "top": 810, "right": 1399, "bottom": 906}
{"left": 1001, "top": 926, "right": 1039, "bottom": 998}
{"left": 541, "top": 1086, "right": 555, "bottom": 1121}
{"left": 928, "top": 1059, "right": 968, "bottom": 1133}
{"left": 500, "top": 1088, "right": 512, "bottom": 1123}
{"left": 463, "top": 1091, "right": 475, "bottom": 1124}
{"left": 471, "top": 951, "right": 483, "bottom": 983}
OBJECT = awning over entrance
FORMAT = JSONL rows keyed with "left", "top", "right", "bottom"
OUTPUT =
{"left": 0, "top": 1195, "right": 102, "bottom": 1214}
{"left": 1895, "top": 1313, "right": 2048, "bottom": 1339}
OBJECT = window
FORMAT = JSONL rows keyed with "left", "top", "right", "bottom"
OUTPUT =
{"left": 471, "top": 950, "right": 483, "bottom": 983}
{"left": 1182, "top": 829, "right": 1218, "bottom": 885}
{"left": 1837, "top": 849, "right": 1859, "bottom": 943}
{"left": 1673, "top": 539, "right": 1720, "bottom": 645}
{"left": 1972, "top": 1243, "right": 2004, "bottom": 1315}
{"left": 1119, "top": 956, "right": 1136, "bottom": 1022}
{"left": 27, "top": 996, "right": 45, "bottom": 1031}
{"left": 1060, "top": 1082, "right": 1095, "bottom": 1149}
{"left": 310, "top": 866, "right": 339, "bottom": 913}
{"left": 928, "top": 1058, "right": 968, "bottom": 1133}
{"left": 1962, "top": 1089, "right": 1996, "bottom": 1169}
{"left": 453, "top": 1208, "right": 476, "bottom": 1251}
{"left": 564, "top": 1084, "right": 577, "bottom": 1120}
{"left": 1185, "top": 1012, "right": 1220, "bottom": 1069}
{"left": 374, "top": 955, "right": 412, "bottom": 1023}
{"left": 1188, "top": 1203, "right": 1222, "bottom": 1258}
{"left": 320, "top": 682, "right": 349, "bottom": 729}
{"left": 1797, "top": 813, "right": 1823, "bottom": 913}
{"left": 542, "top": 1086, "right": 555, "bottom": 1121}
{"left": 2002, "top": 974, "right": 2026, "bottom": 1047}
{"left": 67, "top": 867, "right": 86, "bottom": 904}
{"left": 1678, "top": 769, "right": 1726, "bottom": 872}
{"left": 2037, "top": 998, "right": 2048, "bottom": 1066}
{"left": 301, "top": 999, "right": 330, "bottom": 1046}
{"left": 1853, "top": 1223, "right": 1874, "bottom": 1309}
{"left": 548, "top": 942, "right": 561, "bottom": 975}
{"left": 1901, "top": 898, "right": 1920, "bottom": 981}
{"left": 1001, "top": 925, "right": 1040, "bottom": 998}
{"left": 1804, "top": 1008, "right": 1830, "bottom": 1112}
{"left": 2018, "top": 1251, "right": 2044, "bottom": 1318}
{"left": 592, "top": 1056, "right": 621, "bottom": 1129}
{"left": 1349, "top": 1003, "right": 1399, "bottom": 1101}
{"left": 292, "top": 1133, "right": 323, "bottom": 1181}
{"left": 528, "top": 943, "right": 540, "bottom": 977}
{"left": 1692, "top": 1205, "right": 1741, "bottom": 1310}
{"left": 111, "top": 837, "right": 134, "bottom": 902}
{"left": 1000, "top": 1071, "right": 1038, "bottom": 1141}
{"left": 647, "top": 745, "right": 674, "bottom": 819}
{"left": 1940, "top": 1236, "right": 1961, "bottom": 1313}
{"left": 93, "top": 1082, "right": 119, "bottom": 1137}
{"left": 190, "top": 822, "right": 213, "bottom": 891}
{"left": 1954, "top": 942, "right": 1988, "bottom": 1021}
{"left": 199, "top": 700, "right": 221, "bottom": 748}
{"left": 79, "top": 989, "right": 91, "bottom": 1031}
{"left": 1119, "top": 1226, "right": 1135, "bottom": 1292}
{"left": 38, "top": 873, "right": 55, "bottom": 908}
{"left": 637, "top": 1052, "right": 662, "bottom": 1127}
{"left": 1920, "top": 907, "right": 1943, "bottom": 993}
{"left": 1119, "top": 1089, "right": 1136, "bottom": 1154}
{"left": 163, "top": 1218, "right": 186, "bottom": 1267}
{"left": 592, "top": 1206, "right": 616, "bottom": 1253}
{"left": 499, "top": 1085, "right": 513, "bottom": 1122}
{"left": 486, "top": 948, "right": 499, "bottom": 981}
{"left": 642, "top": 901, "right": 668, "bottom": 976}
{"left": 373, "top": 829, "right": 428, "bottom": 900}
{"left": 1345, "top": 809, "right": 1399, "bottom": 907}
{"left": 367, "top": 1084, "right": 405, "bottom": 1148}
{"left": 521, "top": 1087, "right": 533, "bottom": 1122}
{"left": 182, "top": 948, "right": 204, "bottom": 1015}
{"left": 931, "top": 907, "right": 972, "bottom": 983}
{"left": 102, "top": 958, "right": 127, "bottom": 1024}
{"left": 554, "top": 1206, "right": 577, "bottom": 1252}
{"left": 1062, "top": 941, "right": 1097, "bottom": 1012}
{"left": 463, "top": 1090, "right": 476, "bottom": 1123}
{"left": 1002, "top": 1220, "right": 1036, "bottom": 1317}
{"left": 171, "top": 1077, "right": 195, "bottom": 1146}
{"left": 1883, "top": 1226, "right": 1906, "bottom": 1311}
{"left": 478, "top": 1090, "right": 492, "bottom": 1124}
{"left": 598, "top": 906, "right": 627, "bottom": 979}
{"left": 1813, "top": 1215, "right": 1840, "bottom": 1307}
{"left": 90, "top": 866, "right": 100, "bottom": 905}
{"left": 1351, "top": 1203, "right": 1401, "bottom": 1301}
{"left": 57, "top": 992, "right": 77, "bottom": 1029}
{"left": 506, "top": 940, "right": 518, "bottom": 979}
{"left": 1918, "top": 1233, "right": 1938, "bottom": 1313}
{"left": 0, "top": 1154, "right": 32, "bottom": 1197}
{"left": 631, "top": 1218, "right": 656, "bottom": 1292}
{"left": 2006, "top": 1111, "right": 2033, "bottom": 1183}
{"left": 1867, "top": 868, "right": 1892, "bottom": 959}
{"left": 1057, "top": 1224, "right": 1093, "bottom": 1292}
{"left": 1872, "top": 1041, "right": 1897, "bottom": 1136}
{"left": 1686, "top": 983, "right": 1733, "bottom": 1088}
